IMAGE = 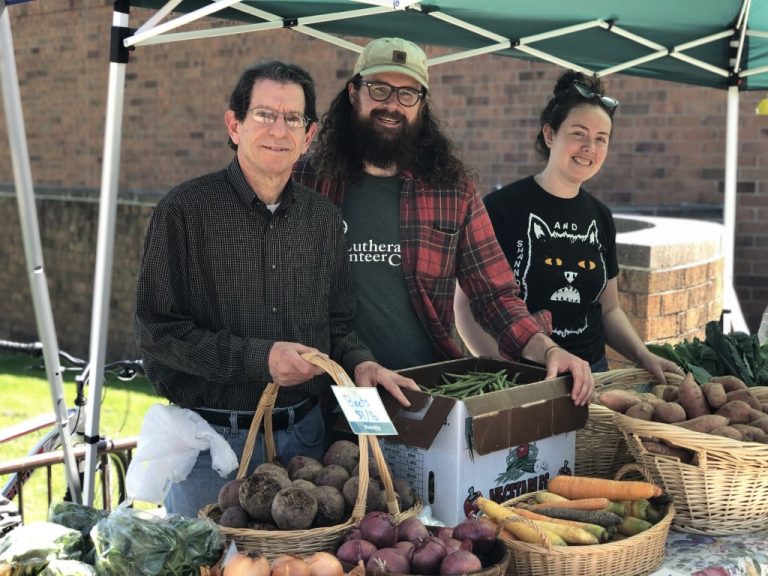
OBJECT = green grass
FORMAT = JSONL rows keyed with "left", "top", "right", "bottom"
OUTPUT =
{"left": 0, "top": 351, "right": 161, "bottom": 523}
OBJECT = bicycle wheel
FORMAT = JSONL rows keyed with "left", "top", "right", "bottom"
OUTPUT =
{"left": 63, "top": 450, "right": 129, "bottom": 511}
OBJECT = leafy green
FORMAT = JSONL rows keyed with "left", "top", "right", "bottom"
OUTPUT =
{"left": 0, "top": 521, "right": 83, "bottom": 575}
{"left": 648, "top": 320, "right": 768, "bottom": 387}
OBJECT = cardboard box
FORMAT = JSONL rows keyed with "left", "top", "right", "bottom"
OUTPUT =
{"left": 378, "top": 357, "right": 587, "bottom": 526}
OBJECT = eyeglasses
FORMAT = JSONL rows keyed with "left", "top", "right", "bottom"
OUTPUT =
{"left": 571, "top": 83, "right": 619, "bottom": 110}
{"left": 248, "top": 107, "right": 311, "bottom": 129}
{"left": 358, "top": 80, "right": 426, "bottom": 107}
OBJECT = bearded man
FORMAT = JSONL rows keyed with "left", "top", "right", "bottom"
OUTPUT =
{"left": 293, "top": 37, "right": 593, "bottom": 404}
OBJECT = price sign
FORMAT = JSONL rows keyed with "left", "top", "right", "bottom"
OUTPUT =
{"left": 331, "top": 385, "right": 397, "bottom": 435}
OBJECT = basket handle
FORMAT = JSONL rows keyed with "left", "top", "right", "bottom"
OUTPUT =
{"left": 499, "top": 514, "right": 553, "bottom": 551}
{"left": 613, "top": 462, "right": 657, "bottom": 484}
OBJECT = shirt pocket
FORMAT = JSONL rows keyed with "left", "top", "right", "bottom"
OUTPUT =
{"left": 414, "top": 225, "right": 459, "bottom": 279}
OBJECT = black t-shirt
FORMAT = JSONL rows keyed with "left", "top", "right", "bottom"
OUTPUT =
{"left": 342, "top": 174, "right": 435, "bottom": 369}
{"left": 484, "top": 176, "right": 619, "bottom": 363}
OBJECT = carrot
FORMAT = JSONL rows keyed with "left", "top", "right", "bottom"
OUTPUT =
{"left": 534, "top": 507, "right": 623, "bottom": 527}
{"left": 533, "top": 491, "right": 569, "bottom": 504}
{"left": 548, "top": 474, "right": 662, "bottom": 501}
{"left": 617, "top": 515, "right": 653, "bottom": 536}
{"left": 530, "top": 497, "right": 611, "bottom": 511}
{"left": 511, "top": 507, "right": 609, "bottom": 542}
{"left": 475, "top": 497, "right": 566, "bottom": 546}
{"left": 615, "top": 499, "right": 656, "bottom": 521}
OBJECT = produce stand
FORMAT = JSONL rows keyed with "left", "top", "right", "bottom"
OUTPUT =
{"left": 650, "top": 531, "right": 768, "bottom": 575}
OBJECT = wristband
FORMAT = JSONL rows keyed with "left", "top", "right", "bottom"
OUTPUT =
{"left": 543, "top": 344, "right": 561, "bottom": 361}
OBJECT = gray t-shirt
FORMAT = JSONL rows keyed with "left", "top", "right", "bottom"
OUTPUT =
{"left": 342, "top": 174, "right": 435, "bottom": 369}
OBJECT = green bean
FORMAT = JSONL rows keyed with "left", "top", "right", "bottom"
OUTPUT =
{"left": 419, "top": 369, "right": 523, "bottom": 398}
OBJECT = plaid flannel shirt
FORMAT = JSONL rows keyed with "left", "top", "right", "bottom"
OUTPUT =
{"left": 293, "top": 157, "right": 552, "bottom": 361}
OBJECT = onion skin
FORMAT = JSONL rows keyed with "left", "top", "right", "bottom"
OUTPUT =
{"left": 335, "top": 539, "right": 377, "bottom": 565}
{"left": 359, "top": 511, "right": 398, "bottom": 549}
{"left": 306, "top": 552, "right": 344, "bottom": 576}
{"left": 442, "top": 538, "right": 473, "bottom": 554}
{"left": 394, "top": 540, "right": 415, "bottom": 562}
{"left": 434, "top": 527, "right": 454, "bottom": 541}
{"left": 439, "top": 550, "right": 483, "bottom": 576}
{"left": 365, "top": 548, "right": 411, "bottom": 575}
{"left": 223, "top": 551, "right": 271, "bottom": 576}
{"left": 272, "top": 555, "right": 311, "bottom": 576}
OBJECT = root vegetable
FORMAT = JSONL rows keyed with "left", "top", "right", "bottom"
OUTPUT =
{"left": 314, "top": 465, "right": 350, "bottom": 492}
{"left": 439, "top": 550, "right": 482, "bottom": 576}
{"left": 450, "top": 519, "right": 497, "bottom": 554}
{"left": 709, "top": 375, "right": 748, "bottom": 392}
{"left": 394, "top": 540, "right": 416, "bottom": 562}
{"left": 725, "top": 389, "right": 763, "bottom": 411}
{"left": 366, "top": 549, "right": 410, "bottom": 575}
{"left": 396, "top": 516, "right": 430, "bottom": 543}
{"left": 342, "top": 476, "right": 383, "bottom": 512}
{"left": 287, "top": 456, "right": 323, "bottom": 482}
{"left": 223, "top": 551, "right": 270, "bottom": 576}
{"left": 715, "top": 400, "right": 753, "bottom": 424}
{"left": 677, "top": 372, "right": 710, "bottom": 419}
{"left": 323, "top": 440, "right": 360, "bottom": 475}
{"left": 306, "top": 552, "right": 344, "bottom": 576}
{"left": 311, "top": 485, "right": 346, "bottom": 527}
{"left": 336, "top": 539, "right": 377, "bottom": 565}
{"left": 547, "top": 474, "right": 662, "bottom": 500}
{"left": 255, "top": 461, "right": 289, "bottom": 478}
{"left": 625, "top": 401, "right": 654, "bottom": 421}
{"left": 239, "top": 472, "right": 290, "bottom": 522}
{"left": 271, "top": 487, "right": 318, "bottom": 530}
{"left": 219, "top": 505, "right": 251, "bottom": 528}
{"left": 411, "top": 537, "right": 447, "bottom": 575}
{"left": 652, "top": 402, "right": 687, "bottom": 424}
{"left": 700, "top": 382, "right": 727, "bottom": 410}
{"left": 272, "top": 555, "right": 311, "bottom": 576}
{"left": 359, "top": 511, "right": 398, "bottom": 549}
{"left": 674, "top": 414, "right": 729, "bottom": 433}
{"left": 392, "top": 477, "right": 416, "bottom": 510}
{"left": 218, "top": 479, "right": 245, "bottom": 510}
{"left": 598, "top": 389, "right": 642, "bottom": 413}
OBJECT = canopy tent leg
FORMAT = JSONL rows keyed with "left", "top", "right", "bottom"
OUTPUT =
{"left": 0, "top": 2, "right": 82, "bottom": 503}
{"left": 722, "top": 85, "right": 748, "bottom": 334}
{"left": 82, "top": 0, "right": 131, "bottom": 507}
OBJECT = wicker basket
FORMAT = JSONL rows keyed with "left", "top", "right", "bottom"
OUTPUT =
{"left": 199, "top": 352, "right": 422, "bottom": 560}
{"left": 615, "top": 385, "right": 768, "bottom": 535}
{"left": 575, "top": 368, "right": 683, "bottom": 478}
{"left": 499, "top": 463, "right": 675, "bottom": 576}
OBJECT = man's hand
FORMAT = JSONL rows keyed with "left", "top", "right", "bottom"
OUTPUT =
{"left": 354, "top": 361, "right": 420, "bottom": 407}
{"left": 268, "top": 342, "right": 325, "bottom": 386}
{"left": 544, "top": 347, "right": 594, "bottom": 406}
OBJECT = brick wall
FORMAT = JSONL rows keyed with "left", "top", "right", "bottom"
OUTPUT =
{"left": 1, "top": 1, "right": 767, "bottom": 356}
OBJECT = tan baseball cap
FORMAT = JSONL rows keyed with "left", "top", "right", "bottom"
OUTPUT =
{"left": 354, "top": 37, "right": 429, "bottom": 90}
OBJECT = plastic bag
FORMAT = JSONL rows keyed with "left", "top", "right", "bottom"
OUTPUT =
{"left": 125, "top": 404, "right": 238, "bottom": 504}
{"left": 0, "top": 521, "right": 83, "bottom": 574}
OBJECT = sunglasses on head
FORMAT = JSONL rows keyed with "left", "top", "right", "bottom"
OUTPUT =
{"left": 571, "top": 82, "right": 620, "bottom": 110}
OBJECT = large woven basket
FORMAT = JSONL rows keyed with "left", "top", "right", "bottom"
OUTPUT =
{"left": 199, "top": 352, "right": 422, "bottom": 560}
{"left": 575, "top": 368, "right": 683, "bottom": 478}
{"left": 499, "top": 464, "right": 674, "bottom": 576}
{"left": 615, "top": 385, "right": 768, "bottom": 535}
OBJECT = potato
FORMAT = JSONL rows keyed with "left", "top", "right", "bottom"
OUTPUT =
{"left": 219, "top": 504, "right": 251, "bottom": 528}
{"left": 639, "top": 393, "right": 664, "bottom": 407}
{"left": 323, "top": 440, "right": 360, "bottom": 474}
{"left": 709, "top": 375, "right": 748, "bottom": 392}
{"left": 287, "top": 455, "right": 324, "bottom": 482}
{"left": 239, "top": 471, "right": 291, "bottom": 521}
{"left": 710, "top": 425, "right": 744, "bottom": 441}
{"left": 271, "top": 487, "right": 318, "bottom": 530}
{"left": 725, "top": 389, "right": 762, "bottom": 411}
{"left": 314, "top": 464, "right": 351, "bottom": 492}
{"left": 674, "top": 414, "right": 729, "bottom": 433}
{"left": 749, "top": 416, "right": 768, "bottom": 434}
{"left": 598, "top": 389, "right": 642, "bottom": 413}
{"left": 677, "top": 372, "right": 710, "bottom": 419}
{"left": 651, "top": 385, "right": 678, "bottom": 402}
{"left": 730, "top": 424, "right": 768, "bottom": 443}
{"left": 641, "top": 439, "right": 692, "bottom": 462}
{"left": 218, "top": 478, "right": 246, "bottom": 510}
{"left": 311, "top": 485, "right": 346, "bottom": 526}
{"left": 715, "top": 400, "right": 753, "bottom": 424}
{"left": 652, "top": 401, "right": 687, "bottom": 424}
{"left": 700, "top": 382, "right": 727, "bottom": 410}
{"left": 625, "top": 401, "right": 654, "bottom": 421}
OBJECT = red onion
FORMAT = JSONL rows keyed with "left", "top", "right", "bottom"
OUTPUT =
{"left": 336, "top": 539, "right": 377, "bottom": 565}
{"left": 411, "top": 537, "right": 447, "bottom": 575}
{"left": 439, "top": 550, "right": 483, "bottom": 576}
{"left": 366, "top": 548, "right": 410, "bottom": 575}
{"left": 359, "top": 511, "right": 398, "bottom": 549}
{"left": 451, "top": 518, "right": 497, "bottom": 554}
{"left": 397, "top": 517, "right": 430, "bottom": 543}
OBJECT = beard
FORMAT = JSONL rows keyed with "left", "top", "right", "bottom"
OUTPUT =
{"left": 352, "top": 107, "right": 421, "bottom": 170}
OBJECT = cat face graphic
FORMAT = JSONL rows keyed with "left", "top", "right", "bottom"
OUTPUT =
{"left": 522, "top": 214, "right": 606, "bottom": 337}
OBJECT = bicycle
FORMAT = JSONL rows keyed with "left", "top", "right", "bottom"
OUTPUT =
{"left": 0, "top": 339, "right": 144, "bottom": 531}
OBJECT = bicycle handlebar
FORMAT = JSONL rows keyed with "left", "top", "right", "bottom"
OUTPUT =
{"left": 0, "top": 340, "right": 43, "bottom": 356}
{"left": 0, "top": 339, "right": 143, "bottom": 377}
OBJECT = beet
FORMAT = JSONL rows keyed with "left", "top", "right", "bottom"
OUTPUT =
{"left": 336, "top": 539, "right": 377, "bottom": 565}
{"left": 396, "top": 516, "right": 430, "bottom": 543}
{"left": 359, "top": 511, "right": 398, "bottom": 549}
{"left": 366, "top": 548, "right": 410, "bottom": 575}
{"left": 411, "top": 537, "right": 447, "bottom": 575}
{"left": 439, "top": 550, "right": 482, "bottom": 576}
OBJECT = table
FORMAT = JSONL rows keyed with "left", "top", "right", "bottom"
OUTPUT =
{"left": 650, "top": 531, "right": 768, "bottom": 575}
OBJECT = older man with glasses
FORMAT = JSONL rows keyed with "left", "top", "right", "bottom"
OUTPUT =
{"left": 135, "top": 60, "right": 417, "bottom": 518}
{"left": 294, "top": 38, "right": 594, "bottom": 403}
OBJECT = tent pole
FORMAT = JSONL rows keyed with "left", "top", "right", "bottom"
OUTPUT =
{"left": 722, "top": 85, "right": 747, "bottom": 333}
{"left": 82, "top": 0, "right": 131, "bottom": 507}
{"left": 0, "top": 2, "right": 82, "bottom": 503}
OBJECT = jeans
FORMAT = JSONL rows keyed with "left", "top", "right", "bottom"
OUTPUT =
{"left": 164, "top": 402, "right": 325, "bottom": 518}
{"left": 590, "top": 356, "right": 609, "bottom": 373}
